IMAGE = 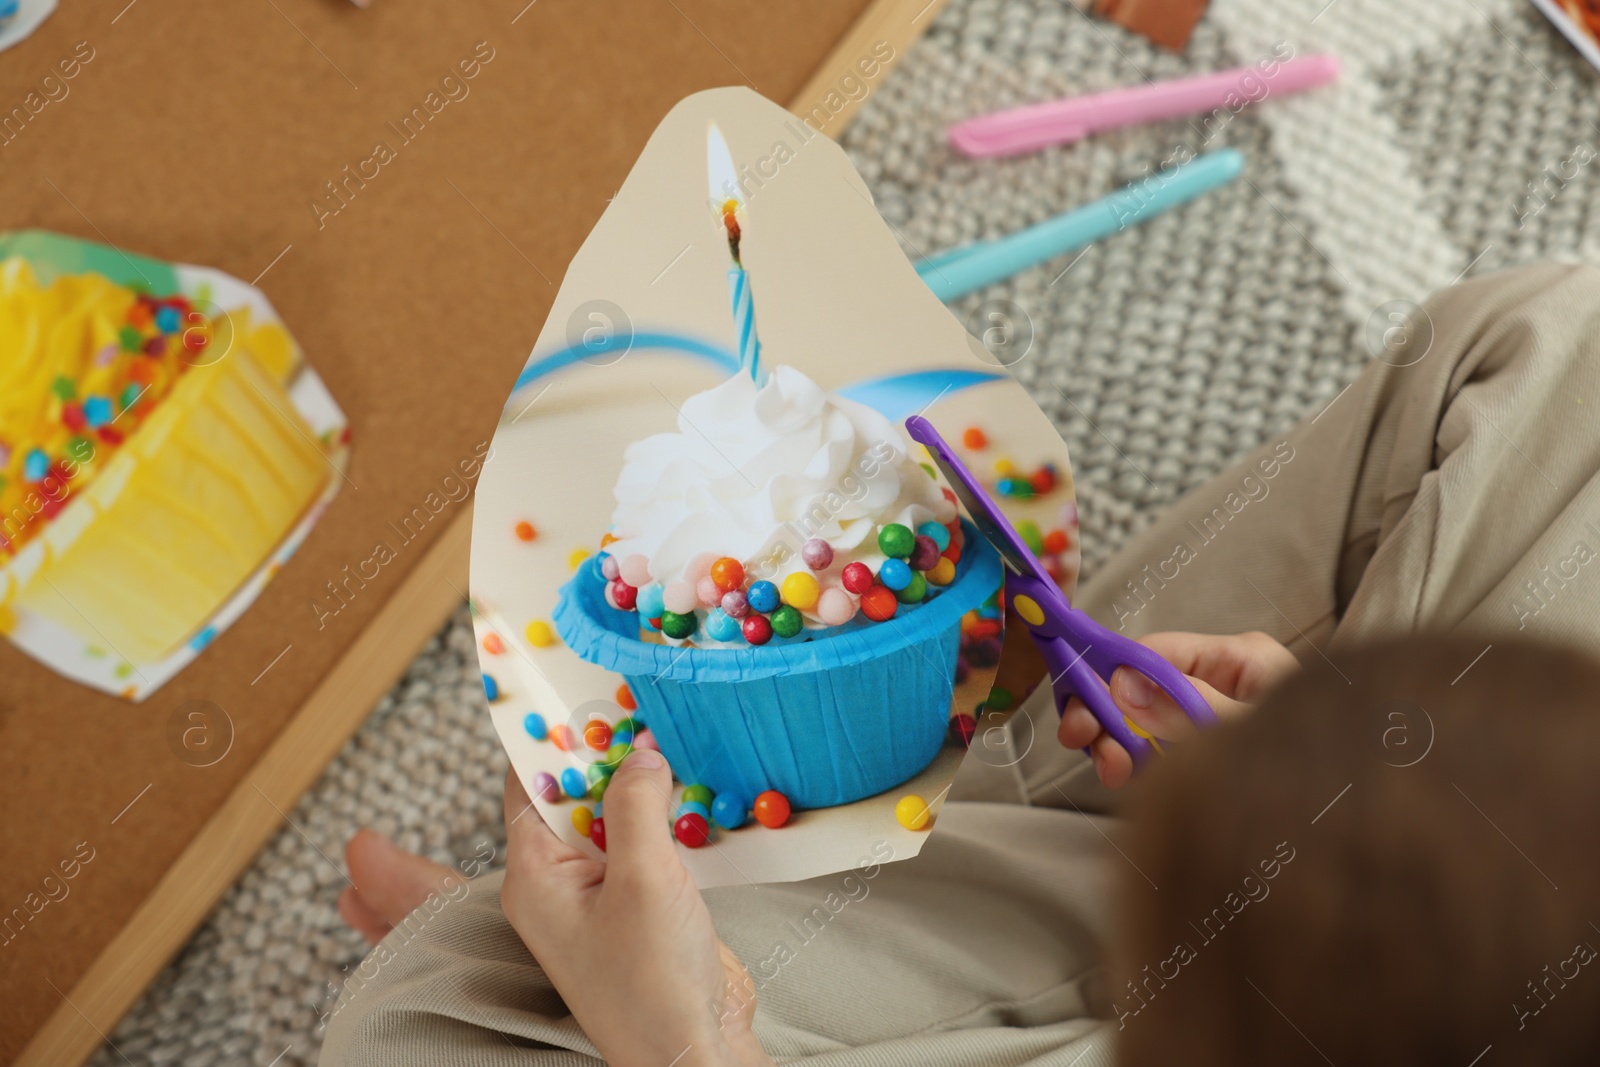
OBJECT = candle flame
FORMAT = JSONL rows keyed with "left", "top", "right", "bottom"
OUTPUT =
{"left": 706, "top": 123, "right": 740, "bottom": 212}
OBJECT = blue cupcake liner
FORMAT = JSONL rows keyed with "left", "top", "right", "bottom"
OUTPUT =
{"left": 554, "top": 521, "right": 1002, "bottom": 809}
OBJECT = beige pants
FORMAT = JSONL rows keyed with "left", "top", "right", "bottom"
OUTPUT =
{"left": 321, "top": 264, "right": 1600, "bottom": 1066}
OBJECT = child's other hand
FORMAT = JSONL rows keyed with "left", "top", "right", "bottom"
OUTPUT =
{"left": 1058, "top": 631, "right": 1299, "bottom": 789}
{"left": 499, "top": 751, "right": 774, "bottom": 1067}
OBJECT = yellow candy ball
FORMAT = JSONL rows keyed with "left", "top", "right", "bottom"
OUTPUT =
{"left": 927, "top": 557, "right": 957, "bottom": 586}
{"left": 780, "top": 572, "right": 821, "bottom": 611}
{"left": 568, "top": 548, "right": 591, "bottom": 571}
{"left": 526, "top": 620, "right": 558, "bottom": 647}
{"left": 895, "top": 795, "right": 933, "bottom": 831}
{"left": 994, "top": 457, "right": 1016, "bottom": 476}
{"left": 572, "top": 806, "right": 594, "bottom": 837}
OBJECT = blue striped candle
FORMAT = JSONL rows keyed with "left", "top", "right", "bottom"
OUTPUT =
{"left": 727, "top": 266, "right": 761, "bottom": 383}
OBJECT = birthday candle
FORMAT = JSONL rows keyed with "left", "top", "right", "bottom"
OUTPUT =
{"left": 707, "top": 125, "right": 762, "bottom": 384}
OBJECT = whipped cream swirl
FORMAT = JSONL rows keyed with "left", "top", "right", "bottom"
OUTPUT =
{"left": 606, "top": 364, "right": 953, "bottom": 618}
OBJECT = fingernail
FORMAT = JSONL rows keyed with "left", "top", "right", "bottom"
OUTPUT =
{"left": 621, "top": 749, "right": 663, "bottom": 772}
{"left": 1116, "top": 668, "right": 1156, "bottom": 710}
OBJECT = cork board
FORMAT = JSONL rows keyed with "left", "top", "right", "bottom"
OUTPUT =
{"left": 0, "top": 0, "right": 953, "bottom": 1061}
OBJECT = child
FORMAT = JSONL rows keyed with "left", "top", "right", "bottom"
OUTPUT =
{"left": 322, "top": 263, "right": 1600, "bottom": 1066}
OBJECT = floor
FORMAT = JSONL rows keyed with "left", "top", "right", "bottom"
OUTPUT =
{"left": 90, "top": 0, "right": 1600, "bottom": 1062}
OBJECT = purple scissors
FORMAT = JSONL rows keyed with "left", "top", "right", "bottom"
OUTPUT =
{"left": 905, "top": 416, "right": 1218, "bottom": 768}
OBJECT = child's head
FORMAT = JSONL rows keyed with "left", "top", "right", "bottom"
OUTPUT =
{"left": 1114, "top": 637, "right": 1600, "bottom": 1066}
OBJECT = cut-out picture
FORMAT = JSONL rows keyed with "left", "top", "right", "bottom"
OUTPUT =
{"left": 470, "top": 88, "right": 1079, "bottom": 885}
{"left": 0, "top": 231, "right": 349, "bottom": 699}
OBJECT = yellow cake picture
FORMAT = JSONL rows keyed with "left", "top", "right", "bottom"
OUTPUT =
{"left": 0, "top": 253, "right": 339, "bottom": 681}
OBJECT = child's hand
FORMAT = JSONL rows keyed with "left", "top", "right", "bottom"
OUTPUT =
{"left": 499, "top": 751, "right": 774, "bottom": 1067}
{"left": 1058, "top": 631, "right": 1299, "bottom": 789}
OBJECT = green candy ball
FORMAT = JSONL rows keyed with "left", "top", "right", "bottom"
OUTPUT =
{"left": 770, "top": 604, "right": 803, "bottom": 638}
{"left": 681, "top": 784, "right": 714, "bottom": 807}
{"left": 585, "top": 762, "right": 611, "bottom": 788}
{"left": 878, "top": 523, "right": 915, "bottom": 559}
{"left": 659, "top": 610, "right": 697, "bottom": 639}
{"left": 589, "top": 774, "right": 610, "bottom": 801}
{"left": 605, "top": 742, "right": 633, "bottom": 767}
{"left": 1016, "top": 519, "right": 1045, "bottom": 555}
{"left": 896, "top": 572, "right": 928, "bottom": 604}
{"left": 986, "top": 686, "right": 1015, "bottom": 712}
{"left": 614, "top": 717, "right": 640, "bottom": 735}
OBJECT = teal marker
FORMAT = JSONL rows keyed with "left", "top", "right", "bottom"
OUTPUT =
{"left": 916, "top": 148, "right": 1245, "bottom": 301}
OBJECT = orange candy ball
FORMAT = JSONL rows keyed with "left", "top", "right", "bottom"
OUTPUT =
{"left": 1043, "top": 529, "right": 1069, "bottom": 554}
{"left": 961, "top": 427, "right": 988, "bottom": 450}
{"left": 481, "top": 633, "right": 504, "bottom": 655}
{"left": 550, "top": 725, "right": 575, "bottom": 752}
{"left": 616, "top": 684, "right": 637, "bottom": 711}
{"left": 710, "top": 557, "right": 745, "bottom": 592}
{"left": 514, "top": 520, "right": 537, "bottom": 542}
{"left": 860, "top": 585, "right": 898, "bottom": 622}
{"left": 583, "top": 720, "right": 613, "bottom": 751}
{"left": 753, "top": 790, "right": 791, "bottom": 828}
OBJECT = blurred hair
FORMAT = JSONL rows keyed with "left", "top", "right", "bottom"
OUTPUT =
{"left": 1115, "top": 637, "right": 1600, "bottom": 1066}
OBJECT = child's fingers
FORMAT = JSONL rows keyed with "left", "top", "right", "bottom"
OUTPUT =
{"left": 1058, "top": 697, "right": 1103, "bottom": 749}
{"left": 1111, "top": 666, "right": 1250, "bottom": 739}
{"left": 1090, "top": 732, "right": 1135, "bottom": 789}
{"left": 598, "top": 750, "right": 683, "bottom": 885}
{"left": 502, "top": 769, "right": 585, "bottom": 871}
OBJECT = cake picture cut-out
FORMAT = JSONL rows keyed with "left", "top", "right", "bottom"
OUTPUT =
{"left": 0, "top": 231, "right": 349, "bottom": 699}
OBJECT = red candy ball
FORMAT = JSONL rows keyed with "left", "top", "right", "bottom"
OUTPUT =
{"left": 753, "top": 790, "right": 791, "bottom": 828}
{"left": 590, "top": 817, "right": 607, "bottom": 852}
{"left": 1030, "top": 468, "right": 1055, "bottom": 494}
{"left": 948, "top": 713, "right": 978, "bottom": 748}
{"left": 674, "top": 812, "right": 711, "bottom": 847}
{"left": 860, "top": 585, "right": 898, "bottom": 622}
{"left": 710, "top": 557, "right": 745, "bottom": 592}
{"left": 841, "top": 561, "right": 873, "bottom": 594}
{"left": 742, "top": 615, "right": 773, "bottom": 645}
{"left": 1043, "top": 529, "right": 1069, "bottom": 554}
{"left": 609, "top": 579, "right": 638, "bottom": 610}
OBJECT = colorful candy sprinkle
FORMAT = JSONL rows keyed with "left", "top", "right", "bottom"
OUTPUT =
{"left": 710, "top": 557, "right": 745, "bottom": 591}
{"left": 801, "top": 539, "right": 834, "bottom": 571}
{"left": 560, "top": 768, "right": 587, "bottom": 799}
{"left": 878, "top": 559, "right": 912, "bottom": 591}
{"left": 523, "top": 712, "right": 548, "bottom": 740}
{"left": 895, "top": 795, "right": 933, "bottom": 831}
{"left": 706, "top": 607, "right": 741, "bottom": 641}
{"left": 712, "top": 792, "right": 749, "bottom": 829}
{"left": 741, "top": 614, "right": 773, "bottom": 645}
{"left": 816, "top": 588, "right": 855, "bottom": 626}
{"left": 568, "top": 548, "right": 591, "bottom": 570}
{"left": 674, "top": 812, "right": 711, "bottom": 847}
{"left": 482, "top": 633, "right": 504, "bottom": 655}
{"left": 532, "top": 771, "right": 560, "bottom": 802}
{"left": 616, "top": 684, "right": 636, "bottom": 711}
{"left": 589, "top": 817, "right": 607, "bottom": 851}
{"left": 753, "top": 790, "right": 791, "bottom": 828}
{"left": 780, "top": 572, "right": 820, "bottom": 611}
{"left": 769, "top": 605, "right": 802, "bottom": 638}
{"left": 860, "top": 585, "right": 897, "bottom": 622}
{"left": 572, "top": 806, "right": 594, "bottom": 836}
{"left": 481, "top": 673, "right": 499, "bottom": 702}
{"left": 550, "top": 725, "right": 575, "bottom": 752}
{"left": 659, "top": 610, "right": 697, "bottom": 640}
{"left": 676, "top": 800, "right": 712, "bottom": 823}
{"left": 583, "top": 720, "right": 613, "bottom": 751}
{"left": 895, "top": 572, "right": 928, "bottom": 604}
{"left": 747, "top": 580, "right": 779, "bottom": 613}
{"left": 878, "top": 523, "right": 914, "bottom": 559}
{"left": 948, "top": 713, "right": 977, "bottom": 748}
{"left": 636, "top": 584, "right": 665, "bottom": 619}
{"left": 514, "top": 520, "right": 537, "bottom": 542}
{"left": 663, "top": 581, "right": 697, "bottom": 615}
{"left": 841, "top": 561, "right": 874, "bottom": 594}
{"left": 962, "top": 427, "right": 988, "bottom": 450}
{"left": 927, "top": 557, "right": 956, "bottom": 586}
{"left": 525, "top": 620, "right": 557, "bottom": 647}
{"left": 681, "top": 784, "right": 714, "bottom": 807}
{"left": 721, "top": 589, "right": 750, "bottom": 618}
{"left": 619, "top": 554, "right": 652, "bottom": 587}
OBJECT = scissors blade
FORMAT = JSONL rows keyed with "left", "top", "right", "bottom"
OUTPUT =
{"left": 904, "top": 415, "right": 1058, "bottom": 592}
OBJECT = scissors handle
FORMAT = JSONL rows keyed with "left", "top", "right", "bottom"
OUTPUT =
{"left": 1007, "top": 573, "right": 1217, "bottom": 770}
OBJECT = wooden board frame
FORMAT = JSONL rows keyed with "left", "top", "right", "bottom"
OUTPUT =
{"left": 13, "top": 1, "right": 947, "bottom": 1063}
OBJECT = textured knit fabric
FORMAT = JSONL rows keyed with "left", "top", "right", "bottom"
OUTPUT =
{"left": 321, "top": 263, "right": 1600, "bottom": 1065}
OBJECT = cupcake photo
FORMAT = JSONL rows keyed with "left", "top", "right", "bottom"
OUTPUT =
{"left": 470, "top": 89, "right": 1078, "bottom": 885}
{"left": 0, "top": 231, "right": 348, "bottom": 699}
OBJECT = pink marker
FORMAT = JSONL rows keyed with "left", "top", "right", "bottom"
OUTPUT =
{"left": 948, "top": 54, "right": 1341, "bottom": 158}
